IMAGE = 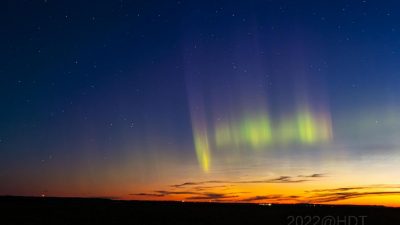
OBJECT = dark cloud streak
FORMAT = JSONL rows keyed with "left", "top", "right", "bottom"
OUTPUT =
{"left": 170, "top": 174, "right": 324, "bottom": 188}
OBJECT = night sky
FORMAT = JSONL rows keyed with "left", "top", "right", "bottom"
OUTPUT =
{"left": 1, "top": 0, "right": 400, "bottom": 206}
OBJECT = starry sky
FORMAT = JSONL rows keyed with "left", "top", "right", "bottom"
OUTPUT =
{"left": 1, "top": 0, "right": 400, "bottom": 206}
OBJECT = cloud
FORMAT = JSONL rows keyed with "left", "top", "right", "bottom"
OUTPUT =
{"left": 241, "top": 194, "right": 302, "bottom": 202}
{"left": 133, "top": 192, "right": 165, "bottom": 197}
{"left": 266, "top": 176, "right": 307, "bottom": 183}
{"left": 131, "top": 191, "right": 196, "bottom": 197}
{"left": 308, "top": 184, "right": 400, "bottom": 193}
{"left": 191, "top": 185, "right": 232, "bottom": 191}
{"left": 131, "top": 190, "right": 198, "bottom": 197}
{"left": 310, "top": 191, "right": 400, "bottom": 203}
{"left": 241, "top": 195, "right": 283, "bottom": 202}
{"left": 298, "top": 173, "right": 326, "bottom": 178}
{"left": 171, "top": 182, "right": 199, "bottom": 188}
{"left": 131, "top": 190, "right": 240, "bottom": 201}
{"left": 130, "top": 173, "right": 333, "bottom": 203}
{"left": 306, "top": 185, "right": 400, "bottom": 203}
{"left": 186, "top": 193, "right": 239, "bottom": 200}
{"left": 170, "top": 173, "right": 324, "bottom": 188}
{"left": 131, "top": 183, "right": 400, "bottom": 204}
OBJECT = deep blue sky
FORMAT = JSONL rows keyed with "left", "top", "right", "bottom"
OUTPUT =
{"left": 1, "top": 1, "right": 400, "bottom": 204}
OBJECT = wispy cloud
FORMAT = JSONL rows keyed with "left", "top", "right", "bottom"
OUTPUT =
{"left": 298, "top": 173, "right": 326, "bottom": 178}
{"left": 131, "top": 190, "right": 197, "bottom": 197}
{"left": 131, "top": 175, "right": 400, "bottom": 204}
{"left": 186, "top": 193, "right": 239, "bottom": 200}
{"left": 304, "top": 185, "right": 400, "bottom": 203}
{"left": 310, "top": 191, "right": 400, "bottom": 203}
{"left": 241, "top": 195, "right": 283, "bottom": 202}
{"left": 241, "top": 194, "right": 302, "bottom": 202}
{"left": 132, "top": 184, "right": 400, "bottom": 204}
{"left": 131, "top": 173, "right": 327, "bottom": 202}
{"left": 308, "top": 184, "right": 400, "bottom": 194}
{"left": 131, "top": 191, "right": 241, "bottom": 201}
{"left": 170, "top": 173, "right": 324, "bottom": 188}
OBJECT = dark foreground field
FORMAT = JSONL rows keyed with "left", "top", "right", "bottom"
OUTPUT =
{"left": 1, "top": 196, "right": 399, "bottom": 225}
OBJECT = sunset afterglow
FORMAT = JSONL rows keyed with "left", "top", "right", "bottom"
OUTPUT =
{"left": 2, "top": 0, "right": 400, "bottom": 208}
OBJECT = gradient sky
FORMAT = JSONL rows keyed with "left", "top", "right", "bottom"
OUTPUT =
{"left": 1, "top": 0, "right": 400, "bottom": 206}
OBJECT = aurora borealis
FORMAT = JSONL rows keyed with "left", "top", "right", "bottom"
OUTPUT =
{"left": 2, "top": 0, "right": 400, "bottom": 207}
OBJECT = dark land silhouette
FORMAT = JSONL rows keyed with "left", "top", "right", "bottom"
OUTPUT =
{"left": 1, "top": 196, "right": 400, "bottom": 225}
